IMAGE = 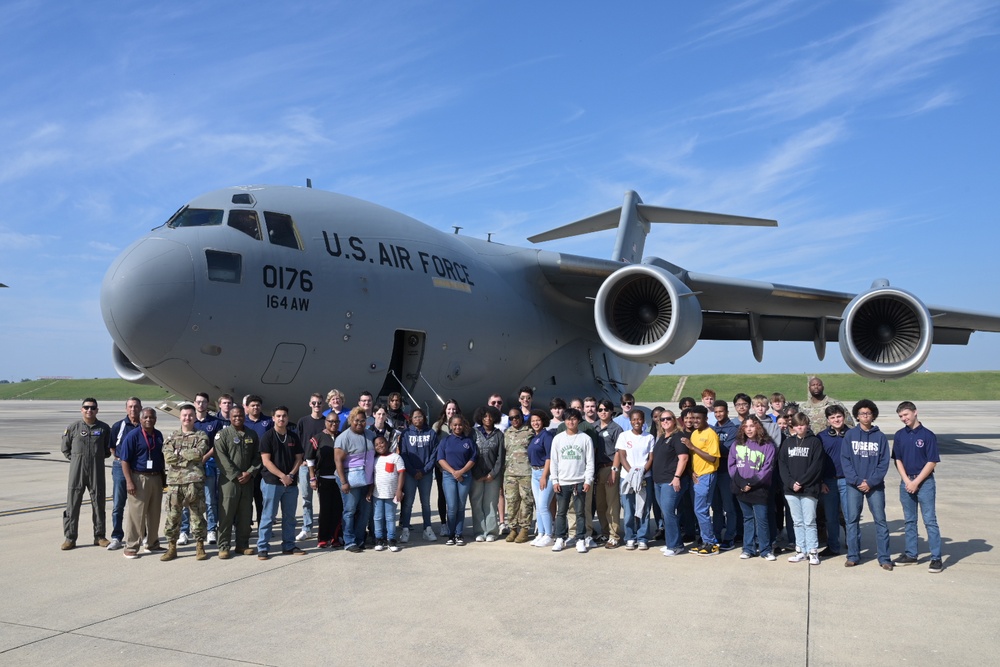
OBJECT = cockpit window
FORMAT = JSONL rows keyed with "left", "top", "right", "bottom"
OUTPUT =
{"left": 166, "top": 207, "right": 224, "bottom": 228}
{"left": 263, "top": 211, "right": 302, "bottom": 250}
{"left": 228, "top": 210, "right": 261, "bottom": 240}
{"left": 205, "top": 250, "right": 242, "bottom": 283}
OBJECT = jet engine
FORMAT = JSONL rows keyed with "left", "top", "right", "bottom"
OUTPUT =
{"left": 594, "top": 263, "right": 702, "bottom": 364}
{"left": 838, "top": 283, "right": 933, "bottom": 379}
{"left": 112, "top": 343, "right": 156, "bottom": 385}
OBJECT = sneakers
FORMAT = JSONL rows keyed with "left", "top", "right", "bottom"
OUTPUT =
{"left": 485, "top": 534, "right": 497, "bottom": 542}
{"left": 455, "top": 536, "right": 466, "bottom": 546}
{"left": 894, "top": 554, "right": 919, "bottom": 566}
{"left": 576, "top": 539, "right": 588, "bottom": 553}
{"left": 534, "top": 535, "right": 554, "bottom": 548}
{"left": 346, "top": 543, "right": 362, "bottom": 553}
{"left": 60, "top": 540, "right": 75, "bottom": 551}
{"left": 624, "top": 540, "right": 637, "bottom": 551}
{"left": 282, "top": 547, "right": 306, "bottom": 556}
{"left": 552, "top": 538, "right": 565, "bottom": 552}
{"left": 94, "top": 537, "right": 110, "bottom": 548}
{"left": 445, "top": 537, "right": 456, "bottom": 546}
{"left": 123, "top": 548, "right": 139, "bottom": 559}
{"left": 207, "top": 531, "right": 218, "bottom": 545}
{"left": 719, "top": 539, "right": 735, "bottom": 552}
{"left": 422, "top": 526, "right": 437, "bottom": 542}
{"left": 662, "top": 548, "right": 682, "bottom": 557}
{"left": 605, "top": 539, "right": 619, "bottom": 549}
{"left": 296, "top": 529, "right": 310, "bottom": 541}
{"left": 399, "top": 528, "right": 410, "bottom": 543}
{"left": 695, "top": 543, "right": 720, "bottom": 556}
{"left": 499, "top": 522, "right": 509, "bottom": 535}
{"left": 106, "top": 538, "right": 123, "bottom": 551}
{"left": 740, "top": 551, "right": 753, "bottom": 560}
{"left": 585, "top": 536, "right": 597, "bottom": 549}
{"left": 637, "top": 542, "right": 649, "bottom": 551}
{"left": 788, "top": 551, "right": 808, "bottom": 563}
{"left": 929, "top": 559, "right": 943, "bottom": 573}
{"left": 818, "top": 547, "right": 840, "bottom": 557}
{"left": 374, "top": 540, "right": 387, "bottom": 552}
{"left": 317, "top": 540, "right": 329, "bottom": 548}
{"left": 389, "top": 539, "right": 401, "bottom": 552}
{"left": 808, "top": 552, "right": 820, "bottom": 566}
{"left": 762, "top": 552, "right": 776, "bottom": 561}
{"left": 257, "top": 551, "right": 269, "bottom": 560}
{"left": 177, "top": 532, "right": 190, "bottom": 545}
{"left": 475, "top": 535, "right": 486, "bottom": 542}
{"left": 440, "top": 525, "right": 450, "bottom": 537}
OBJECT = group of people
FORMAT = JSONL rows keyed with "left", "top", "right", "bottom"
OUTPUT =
{"left": 58, "top": 377, "right": 943, "bottom": 572}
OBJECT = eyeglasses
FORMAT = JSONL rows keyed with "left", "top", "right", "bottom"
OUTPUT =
{"left": 325, "top": 419, "right": 337, "bottom": 424}
{"left": 489, "top": 401, "right": 503, "bottom": 406}
{"left": 597, "top": 407, "right": 610, "bottom": 412}
{"left": 621, "top": 401, "right": 634, "bottom": 407}
{"left": 660, "top": 417, "right": 674, "bottom": 422}
{"left": 310, "top": 402, "right": 322, "bottom": 406}
{"left": 857, "top": 411, "right": 873, "bottom": 417}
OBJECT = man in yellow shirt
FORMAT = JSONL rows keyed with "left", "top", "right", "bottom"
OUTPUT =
{"left": 683, "top": 406, "right": 721, "bottom": 555}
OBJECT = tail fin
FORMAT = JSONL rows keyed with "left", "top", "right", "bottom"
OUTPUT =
{"left": 527, "top": 191, "right": 777, "bottom": 263}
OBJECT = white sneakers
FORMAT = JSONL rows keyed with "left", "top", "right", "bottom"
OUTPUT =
{"left": 422, "top": 526, "right": 437, "bottom": 542}
{"left": 788, "top": 551, "right": 808, "bottom": 563}
{"left": 551, "top": 537, "right": 565, "bottom": 552}
{"left": 585, "top": 536, "right": 597, "bottom": 549}
{"left": 399, "top": 527, "right": 410, "bottom": 543}
{"left": 485, "top": 534, "right": 497, "bottom": 542}
{"left": 207, "top": 531, "right": 217, "bottom": 545}
{"left": 295, "top": 530, "right": 310, "bottom": 541}
{"left": 177, "top": 532, "right": 190, "bottom": 545}
{"left": 534, "top": 535, "right": 554, "bottom": 548}
{"left": 576, "top": 539, "right": 588, "bottom": 553}
{"left": 475, "top": 535, "right": 486, "bottom": 542}
{"left": 808, "top": 552, "right": 820, "bottom": 566}
{"left": 662, "top": 548, "right": 681, "bottom": 557}
{"left": 762, "top": 552, "right": 777, "bottom": 561}
{"left": 106, "top": 538, "right": 122, "bottom": 551}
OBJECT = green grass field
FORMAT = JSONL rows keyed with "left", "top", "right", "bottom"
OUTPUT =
{"left": 2, "top": 371, "right": 1000, "bottom": 403}
{"left": 635, "top": 371, "right": 1000, "bottom": 403}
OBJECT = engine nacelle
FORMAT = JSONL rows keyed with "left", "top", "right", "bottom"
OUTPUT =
{"left": 594, "top": 263, "right": 702, "bottom": 364}
{"left": 838, "top": 285, "right": 933, "bottom": 379}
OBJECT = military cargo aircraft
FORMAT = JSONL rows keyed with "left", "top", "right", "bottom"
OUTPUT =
{"left": 100, "top": 185, "right": 1000, "bottom": 412}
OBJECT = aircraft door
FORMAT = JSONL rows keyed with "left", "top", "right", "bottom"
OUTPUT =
{"left": 261, "top": 343, "right": 306, "bottom": 384}
{"left": 376, "top": 330, "right": 425, "bottom": 399}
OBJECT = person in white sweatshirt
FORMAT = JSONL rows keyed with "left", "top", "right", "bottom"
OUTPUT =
{"left": 550, "top": 409, "right": 595, "bottom": 553}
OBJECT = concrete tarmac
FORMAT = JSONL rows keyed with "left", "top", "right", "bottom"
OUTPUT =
{"left": 0, "top": 400, "right": 997, "bottom": 666}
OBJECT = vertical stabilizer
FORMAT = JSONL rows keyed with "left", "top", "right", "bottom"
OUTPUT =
{"left": 611, "top": 191, "right": 648, "bottom": 264}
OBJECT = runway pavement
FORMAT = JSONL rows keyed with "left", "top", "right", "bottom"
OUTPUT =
{"left": 0, "top": 400, "right": 997, "bottom": 666}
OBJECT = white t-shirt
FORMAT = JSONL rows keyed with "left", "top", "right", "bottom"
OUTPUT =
{"left": 373, "top": 453, "right": 405, "bottom": 499}
{"left": 615, "top": 430, "right": 654, "bottom": 477}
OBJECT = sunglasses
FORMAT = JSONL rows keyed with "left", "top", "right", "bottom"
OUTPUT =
{"left": 660, "top": 417, "right": 674, "bottom": 422}
{"left": 82, "top": 405, "right": 97, "bottom": 411}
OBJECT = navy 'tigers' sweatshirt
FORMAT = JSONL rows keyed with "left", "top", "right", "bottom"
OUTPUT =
{"left": 840, "top": 424, "right": 890, "bottom": 488}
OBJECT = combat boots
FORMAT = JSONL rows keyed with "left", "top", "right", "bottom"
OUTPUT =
{"left": 514, "top": 527, "right": 531, "bottom": 543}
{"left": 160, "top": 542, "right": 177, "bottom": 561}
{"left": 506, "top": 528, "right": 518, "bottom": 543}
{"left": 195, "top": 540, "right": 209, "bottom": 560}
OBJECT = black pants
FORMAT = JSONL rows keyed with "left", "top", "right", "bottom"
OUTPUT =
{"left": 316, "top": 477, "right": 344, "bottom": 544}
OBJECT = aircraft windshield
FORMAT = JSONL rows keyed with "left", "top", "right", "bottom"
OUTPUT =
{"left": 166, "top": 207, "right": 224, "bottom": 228}
{"left": 228, "top": 209, "right": 261, "bottom": 240}
{"left": 264, "top": 211, "right": 302, "bottom": 250}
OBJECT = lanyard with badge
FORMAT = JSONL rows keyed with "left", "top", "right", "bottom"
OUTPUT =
{"left": 141, "top": 429, "right": 156, "bottom": 470}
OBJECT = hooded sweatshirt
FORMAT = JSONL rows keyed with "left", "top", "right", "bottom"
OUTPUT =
{"left": 400, "top": 424, "right": 437, "bottom": 477}
{"left": 817, "top": 425, "right": 847, "bottom": 478}
{"left": 728, "top": 439, "right": 776, "bottom": 505}
{"left": 841, "top": 424, "right": 890, "bottom": 488}
{"left": 778, "top": 433, "right": 825, "bottom": 497}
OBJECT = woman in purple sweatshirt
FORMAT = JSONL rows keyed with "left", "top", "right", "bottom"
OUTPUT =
{"left": 728, "top": 416, "right": 777, "bottom": 561}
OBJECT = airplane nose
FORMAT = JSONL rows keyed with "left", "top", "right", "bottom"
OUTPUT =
{"left": 101, "top": 237, "right": 195, "bottom": 366}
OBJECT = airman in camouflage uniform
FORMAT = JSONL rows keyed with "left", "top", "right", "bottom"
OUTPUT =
{"left": 801, "top": 377, "right": 854, "bottom": 435}
{"left": 161, "top": 405, "right": 210, "bottom": 561}
{"left": 503, "top": 410, "right": 534, "bottom": 543}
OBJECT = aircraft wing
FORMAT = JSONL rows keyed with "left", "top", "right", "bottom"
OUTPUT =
{"left": 534, "top": 250, "right": 1000, "bottom": 370}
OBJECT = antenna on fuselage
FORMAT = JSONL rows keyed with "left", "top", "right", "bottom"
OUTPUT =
{"left": 306, "top": 179, "right": 313, "bottom": 188}
{"left": 486, "top": 233, "right": 494, "bottom": 242}
{"left": 452, "top": 226, "right": 462, "bottom": 235}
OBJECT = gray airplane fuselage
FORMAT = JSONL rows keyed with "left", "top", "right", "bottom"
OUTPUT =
{"left": 101, "top": 186, "right": 649, "bottom": 413}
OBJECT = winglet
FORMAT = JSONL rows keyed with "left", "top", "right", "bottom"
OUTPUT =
{"left": 528, "top": 191, "right": 777, "bottom": 263}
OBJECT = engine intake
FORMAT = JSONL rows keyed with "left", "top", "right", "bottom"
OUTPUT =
{"left": 112, "top": 343, "right": 156, "bottom": 385}
{"left": 838, "top": 285, "right": 932, "bottom": 379}
{"left": 594, "top": 263, "right": 702, "bottom": 364}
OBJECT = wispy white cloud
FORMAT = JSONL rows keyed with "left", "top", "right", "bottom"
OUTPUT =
{"left": 898, "top": 89, "right": 960, "bottom": 116}
{"left": 681, "top": 0, "right": 819, "bottom": 49}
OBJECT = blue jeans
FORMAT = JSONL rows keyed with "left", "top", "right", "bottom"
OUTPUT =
{"left": 373, "top": 498, "right": 397, "bottom": 541}
{"left": 820, "top": 477, "right": 842, "bottom": 553}
{"left": 111, "top": 459, "right": 127, "bottom": 540}
{"left": 298, "top": 466, "right": 313, "bottom": 532}
{"left": 340, "top": 486, "right": 371, "bottom": 547}
{"left": 531, "top": 469, "right": 554, "bottom": 537}
{"left": 554, "top": 482, "right": 586, "bottom": 539}
{"left": 182, "top": 462, "right": 218, "bottom": 533}
{"left": 712, "top": 465, "right": 740, "bottom": 542}
{"left": 654, "top": 479, "right": 688, "bottom": 550}
{"left": 738, "top": 499, "right": 771, "bottom": 557}
{"left": 785, "top": 494, "right": 819, "bottom": 553}
{"left": 401, "top": 472, "right": 434, "bottom": 529}
{"left": 621, "top": 480, "right": 651, "bottom": 544}
{"left": 441, "top": 472, "right": 472, "bottom": 537}
{"left": 257, "top": 480, "right": 299, "bottom": 552}
{"left": 692, "top": 472, "right": 717, "bottom": 545}
{"left": 900, "top": 475, "right": 941, "bottom": 559}
{"left": 844, "top": 483, "right": 890, "bottom": 564}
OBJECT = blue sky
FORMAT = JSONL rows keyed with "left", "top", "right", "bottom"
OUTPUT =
{"left": 2, "top": 0, "right": 999, "bottom": 381}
